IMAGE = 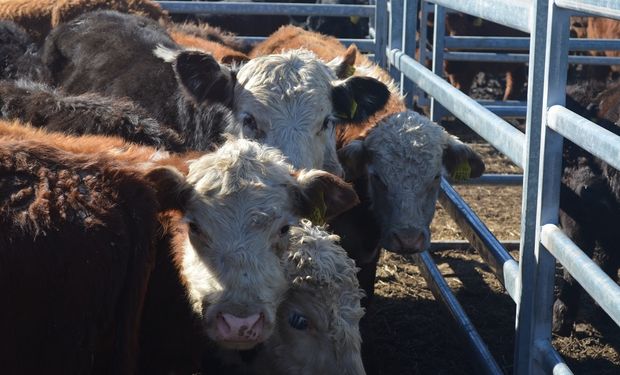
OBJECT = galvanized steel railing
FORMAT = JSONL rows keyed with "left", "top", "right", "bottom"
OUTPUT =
{"left": 158, "top": 1, "right": 620, "bottom": 374}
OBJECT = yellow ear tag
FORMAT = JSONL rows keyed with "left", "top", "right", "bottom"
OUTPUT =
{"left": 349, "top": 16, "right": 360, "bottom": 25}
{"left": 451, "top": 161, "right": 472, "bottom": 181}
{"left": 308, "top": 192, "right": 327, "bottom": 225}
{"left": 344, "top": 64, "right": 356, "bottom": 78}
{"left": 350, "top": 100, "right": 358, "bottom": 119}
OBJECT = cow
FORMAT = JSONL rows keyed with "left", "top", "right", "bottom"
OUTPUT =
{"left": 0, "top": 79, "right": 187, "bottom": 151}
{"left": 577, "top": 17, "right": 620, "bottom": 80}
{"left": 168, "top": 26, "right": 250, "bottom": 65}
{"left": 251, "top": 26, "right": 485, "bottom": 302}
{"left": 0, "top": 0, "right": 168, "bottom": 45}
{"left": 0, "top": 21, "right": 50, "bottom": 82}
{"left": 551, "top": 82, "right": 620, "bottom": 335}
{"left": 43, "top": 11, "right": 390, "bottom": 176}
{"left": 0, "top": 120, "right": 359, "bottom": 373}
{"left": 211, "top": 219, "right": 366, "bottom": 375}
{"left": 441, "top": 13, "right": 528, "bottom": 101}
{"left": 169, "top": 21, "right": 253, "bottom": 55}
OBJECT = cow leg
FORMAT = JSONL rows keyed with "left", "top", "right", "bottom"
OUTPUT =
{"left": 553, "top": 210, "right": 595, "bottom": 336}
{"left": 503, "top": 64, "right": 527, "bottom": 101}
{"left": 358, "top": 247, "right": 381, "bottom": 308}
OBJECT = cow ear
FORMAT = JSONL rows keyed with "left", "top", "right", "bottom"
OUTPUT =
{"left": 144, "top": 166, "right": 195, "bottom": 211}
{"left": 173, "top": 50, "right": 235, "bottom": 105}
{"left": 442, "top": 137, "right": 485, "bottom": 181}
{"left": 294, "top": 170, "right": 359, "bottom": 223}
{"left": 337, "top": 140, "right": 368, "bottom": 181}
{"left": 332, "top": 76, "right": 390, "bottom": 123}
{"left": 328, "top": 44, "right": 358, "bottom": 79}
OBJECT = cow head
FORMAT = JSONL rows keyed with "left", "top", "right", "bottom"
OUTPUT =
{"left": 231, "top": 49, "right": 390, "bottom": 176}
{"left": 338, "top": 110, "right": 485, "bottom": 254}
{"left": 145, "top": 139, "right": 358, "bottom": 349}
{"left": 218, "top": 220, "right": 365, "bottom": 375}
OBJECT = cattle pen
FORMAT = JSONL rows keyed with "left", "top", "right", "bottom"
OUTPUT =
{"left": 153, "top": 1, "right": 620, "bottom": 374}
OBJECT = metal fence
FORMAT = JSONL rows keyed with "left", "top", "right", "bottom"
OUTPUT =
{"left": 158, "top": 1, "right": 620, "bottom": 374}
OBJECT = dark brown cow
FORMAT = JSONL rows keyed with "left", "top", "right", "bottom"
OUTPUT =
{"left": 0, "top": 79, "right": 186, "bottom": 151}
{"left": 0, "top": 0, "right": 168, "bottom": 44}
{"left": 0, "top": 21, "right": 50, "bottom": 82}
{"left": 252, "top": 26, "right": 485, "bottom": 303}
{"left": 0, "top": 120, "right": 358, "bottom": 374}
{"left": 552, "top": 82, "right": 620, "bottom": 335}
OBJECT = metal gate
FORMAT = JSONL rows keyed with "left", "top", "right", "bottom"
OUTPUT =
{"left": 158, "top": 1, "right": 620, "bottom": 374}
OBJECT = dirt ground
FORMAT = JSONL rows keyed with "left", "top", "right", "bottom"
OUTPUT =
{"left": 361, "top": 73, "right": 620, "bottom": 374}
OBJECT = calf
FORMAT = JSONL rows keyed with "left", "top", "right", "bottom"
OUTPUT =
{"left": 0, "top": 21, "right": 50, "bottom": 82}
{"left": 252, "top": 26, "right": 485, "bottom": 300}
{"left": 0, "top": 121, "right": 359, "bottom": 373}
{"left": 552, "top": 83, "right": 620, "bottom": 335}
{"left": 168, "top": 27, "right": 250, "bottom": 65}
{"left": 44, "top": 11, "right": 390, "bottom": 175}
{"left": 214, "top": 219, "right": 366, "bottom": 375}
{"left": 0, "top": 0, "right": 168, "bottom": 44}
{"left": 0, "top": 79, "right": 186, "bottom": 151}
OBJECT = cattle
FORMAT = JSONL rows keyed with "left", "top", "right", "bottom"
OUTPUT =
{"left": 168, "top": 26, "right": 250, "bottom": 65}
{"left": 0, "top": 0, "right": 168, "bottom": 45}
{"left": 441, "top": 13, "right": 528, "bottom": 101}
{"left": 176, "top": 0, "right": 368, "bottom": 39}
{"left": 43, "top": 11, "right": 390, "bottom": 176}
{"left": 552, "top": 82, "right": 620, "bottom": 335}
{"left": 0, "top": 21, "right": 50, "bottom": 82}
{"left": 169, "top": 21, "right": 252, "bottom": 54}
{"left": 569, "top": 16, "right": 620, "bottom": 80}
{"left": 0, "top": 79, "right": 186, "bottom": 151}
{"left": 251, "top": 26, "right": 485, "bottom": 301}
{"left": 0, "top": 120, "right": 359, "bottom": 373}
{"left": 213, "top": 219, "right": 366, "bottom": 375}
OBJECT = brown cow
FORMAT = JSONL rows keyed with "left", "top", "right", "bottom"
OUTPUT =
{"left": 0, "top": 0, "right": 168, "bottom": 44}
{"left": 251, "top": 26, "right": 485, "bottom": 302}
{"left": 0, "top": 120, "right": 359, "bottom": 373}
{"left": 169, "top": 28, "right": 250, "bottom": 65}
{"left": 570, "top": 16, "right": 620, "bottom": 80}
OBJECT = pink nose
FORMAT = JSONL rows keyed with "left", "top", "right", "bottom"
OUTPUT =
{"left": 216, "top": 312, "right": 264, "bottom": 342}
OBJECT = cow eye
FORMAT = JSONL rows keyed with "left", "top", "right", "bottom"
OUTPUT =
{"left": 188, "top": 222, "right": 200, "bottom": 232}
{"left": 288, "top": 311, "right": 309, "bottom": 330}
{"left": 241, "top": 112, "right": 257, "bottom": 130}
{"left": 280, "top": 225, "right": 290, "bottom": 235}
{"left": 318, "top": 116, "right": 333, "bottom": 135}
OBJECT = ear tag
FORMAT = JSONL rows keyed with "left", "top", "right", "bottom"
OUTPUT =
{"left": 451, "top": 161, "right": 472, "bottom": 181}
{"left": 344, "top": 64, "right": 356, "bottom": 78}
{"left": 308, "top": 191, "right": 327, "bottom": 225}
{"left": 473, "top": 18, "right": 483, "bottom": 27}
{"left": 350, "top": 100, "right": 358, "bottom": 119}
{"left": 349, "top": 16, "right": 360, "bottom": 25}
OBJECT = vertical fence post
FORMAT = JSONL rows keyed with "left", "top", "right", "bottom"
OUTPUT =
{"left": 417, "top": 1, "right": 432, "bottom": 108}
{"left": 514, "top": 0, "right": 570, "bottom": 373}
{"left": 402, "top": 0, "right": 419, "bottom": 107}
{"left": 374, "top": 0, "right": 389, "bottom": 68}
{"left": 430, "top": 3, "right": 446, "bottom": 122}
{"left": 389, "top": 0, "right": 405, "bottom": 83}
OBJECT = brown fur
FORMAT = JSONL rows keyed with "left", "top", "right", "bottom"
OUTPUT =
{"left": 0, "top": 120, "right": 160, "bottom": 374}
{"left": 170, "top": 22, "right": 251, "bottom": 54}
{"left": 0, "top": 0, "right": 169, "bottom": 44}
{"left": 170, "top": 30, "right": 250, "bottom": 65}
{"left": 250, "top": 25, "right": 406, "bottom": 148}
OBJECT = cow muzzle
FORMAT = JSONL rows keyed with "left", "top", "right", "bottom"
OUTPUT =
{"left": 382, "top": 227, "right": 429, "bottom": 254}
{"left": 212, "top": 310, "right": 269, "bottom": 350}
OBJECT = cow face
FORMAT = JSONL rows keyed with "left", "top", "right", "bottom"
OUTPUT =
{"left": 338, "top": 111, "right": 485, "bottom": 254}
{"left": 145, "top": 139, "right": 358, "bottom": 350}
{"left": 221, "top": 220, "right": 365, "bottom": 375}
{"left": 231, "top": 49, "right": 389, "bottom": 176}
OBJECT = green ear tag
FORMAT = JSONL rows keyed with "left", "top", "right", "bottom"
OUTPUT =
{"left": 451, "top": 161, "right": 472, "bottom": 181}
{"left": 308, "top": 191, "right": 327, "bottom": 225}
{"left": 349, "top": 15, "right": 360, "bottom": 25}
{"left": 350, "top": 100, "right": 358, "bottom": 119}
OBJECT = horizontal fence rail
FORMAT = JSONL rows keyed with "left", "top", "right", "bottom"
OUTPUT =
{"left": 387, "top": 49, "right": 526, "bottom": 168}
{"left": 541, "top": 225, "right": 620, "bottom": 326}
{"left": 428, "top": 0, "right": 531, "bottom": 33}
{"left": 158, "top": 1, "right": 374, "bottom": 16}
